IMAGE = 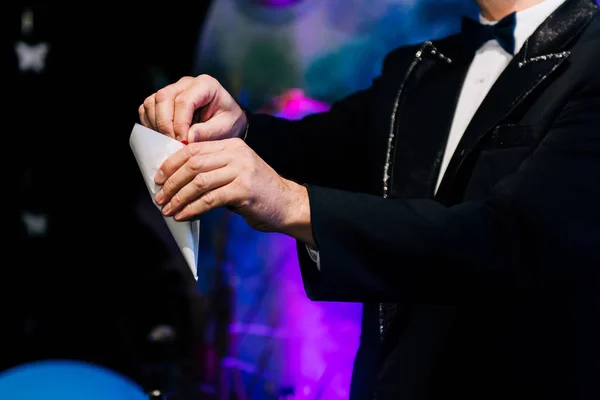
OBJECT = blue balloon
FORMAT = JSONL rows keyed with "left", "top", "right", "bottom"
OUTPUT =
{"left": 0, "top": 360, "right": 148, "bottom": 400}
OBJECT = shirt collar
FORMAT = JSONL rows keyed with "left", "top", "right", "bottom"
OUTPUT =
{"left": 479, "top": 0, "right": 568, "bottom": 54}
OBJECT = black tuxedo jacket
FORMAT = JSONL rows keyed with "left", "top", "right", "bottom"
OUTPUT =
{"left": 245, "top": 0, "right": 600, "bottom": 398}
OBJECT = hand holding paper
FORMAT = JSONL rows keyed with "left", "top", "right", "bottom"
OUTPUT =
{"left": 129, "top": 123, "right": 199, "bottom": 280}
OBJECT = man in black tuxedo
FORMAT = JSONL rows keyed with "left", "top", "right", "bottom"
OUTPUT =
{"left": 138, "top": 0, "right": 600, "bottom": 398}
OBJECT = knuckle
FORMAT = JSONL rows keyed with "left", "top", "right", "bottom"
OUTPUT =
{"left": 193, "top": 173, "right": 207, "bottom": 189}
{"left": 239, "top": 148, "right": 256, "bottom": 165}
{"left": 143, "top": 94, "right": 155, "bottom": 107}
{"left": 172, "top": 190, "right": 183, "bottom": 206}
{"left": 181, "top": 203, "right": 193, "bottom": 216}
{"left": 188, "top": 155, "right": 204, "bottom": 171}
{"left": 227, "top": 142, "right": 248, "bottom": 158}
{"left": 229, "top": 137, "right": 245, "bottom": 147}
{"left": 177, "top": 76, "right": 193, "bottom": 84}
{"left": 156, "top": 119, "right": 171, "bottom": 133}
{"left": 173, "top": 93, "right": 192, "bottom": 110}
{"left": 197, "top": 73, "right": 216, "bottom": 85}
{"left": 187, "top": 142, "right": 202, "bottom": 154}
{"left": 235, "top": 174, "right": 251, "bottom": 193}
{"left": 162, "top": 176, "right": 176, "bottom": 194}
{"left": 161, "top": 156, "right": 174, "bottom": 173}
{"left": 154, "top": 87, "right": 173, "bottom": 103}
{"left": 202, "top": 190, "right": 216, "bottom": 207}
{"left": 170, "top": 194, "right": 183, "bottom": 211}
{"left": 182, "top": 145, "right": 196, "bottom": 162}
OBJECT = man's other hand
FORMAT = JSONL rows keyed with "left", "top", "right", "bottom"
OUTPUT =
{"left": 152, "top": 138, "right": 315, "bottom": 246}
{"left": 138, "top": 74, "right": 248, "bottom": 143}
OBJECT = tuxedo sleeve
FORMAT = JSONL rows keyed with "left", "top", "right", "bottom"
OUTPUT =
{"left": 243, "top": 91, "right": 369, "bottom": 191}
{"left": 299, "top": 77, "right": 600, "bottom": 304}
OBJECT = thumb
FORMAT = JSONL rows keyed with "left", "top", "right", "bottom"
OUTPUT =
{"left": 187, "top": 114, "right": 234, "bottom": 142}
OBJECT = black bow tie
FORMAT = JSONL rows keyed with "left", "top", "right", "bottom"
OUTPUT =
{"left": 461, "top": 12, "right": 517, "bottom": 55}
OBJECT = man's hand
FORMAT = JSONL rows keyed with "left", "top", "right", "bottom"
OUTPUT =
{"left": 153, "top": 138, "right": 316, "bottom": 247}
{"left": 138, "top": 74, "right": 248, "bottom": 143}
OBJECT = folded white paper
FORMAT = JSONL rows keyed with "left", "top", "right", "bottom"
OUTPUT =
{"left": 129, "top": 123, "right": 199, "bottom": 280}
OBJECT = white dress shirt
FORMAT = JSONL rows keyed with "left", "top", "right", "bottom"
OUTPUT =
{"left": 308, "top": 0, "right": 567, "bottom": 268}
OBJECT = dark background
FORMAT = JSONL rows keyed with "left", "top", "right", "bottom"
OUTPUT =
{"left": 1, "top": 3, "right": 212, "bottom": 395}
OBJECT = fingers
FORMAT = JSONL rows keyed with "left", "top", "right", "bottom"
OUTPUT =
{"left": 155, "top": 140, "right": 233, "bottom": 186}
{"left": 172, "top": 75, "right": 219, "bottom": 141}
{"left": 154, "top": 138, "right": 250, "bottom": 220}
{"left": 162, "top": 167, "right": 238, "bottom": 220}
{"left": 138, "top": 102, "right": 151, "bottom": 127}
{"left": 174, "top": 184, "right": 242, "bottom": 221}
{"left": 155, "top": 149, "right": 230, "bottom": 206}
{"left": 154, "top": 92, "right": 175, "bottom": 138}
{"left": 139, "top": 74, "right": 235, "bottom": 143}
{"left": 140, "top": 94, "right": 156, "bottom": 130}
{"left": 138, "top": 76, "right": 197, "bottom": 139}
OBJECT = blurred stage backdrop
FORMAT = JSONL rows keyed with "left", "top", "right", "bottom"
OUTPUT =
{"left": 192, "top": 1, "right": 476, "bottom": 399}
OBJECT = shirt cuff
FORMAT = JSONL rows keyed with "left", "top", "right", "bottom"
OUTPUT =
{"left": 239, "top": 106, "right": 250, "bottom": 141}
{"left": 305, "top": 244, "right": 321, "bottom": 271}
{"left": 241, "top": 121, "right": 249, "bottom": 141}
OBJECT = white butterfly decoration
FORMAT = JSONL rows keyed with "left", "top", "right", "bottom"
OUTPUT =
{"left": 14, "top": 41, "right": 50, "bottom": 73}
{"left": 21, "top": 211, "right": 48, "bottom": 237}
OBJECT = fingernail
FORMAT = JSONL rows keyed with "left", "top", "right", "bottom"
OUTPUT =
{"left": 155, "top": 170, "right": 165, "bottom": 184}
{"left": 181, "top": 140, "right": 189, "bottom": 145}
{"left": 162, "top": 203, "right": 171, "bottom": 215}
{"left": 155, "top": 190, "right": 164, "bottom": 205}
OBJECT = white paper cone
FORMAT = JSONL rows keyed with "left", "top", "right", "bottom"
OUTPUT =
{"left": 129, "top": 123, "right": 199, "bottom": 280}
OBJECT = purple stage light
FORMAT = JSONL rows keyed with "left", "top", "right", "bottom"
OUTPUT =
{"left": 252, "top": 90, "right": 362, "bottom": 399}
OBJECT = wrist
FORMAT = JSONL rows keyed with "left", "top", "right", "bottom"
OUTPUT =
{"left": 280, "top": 181, "right": 316, "bottom": 248}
